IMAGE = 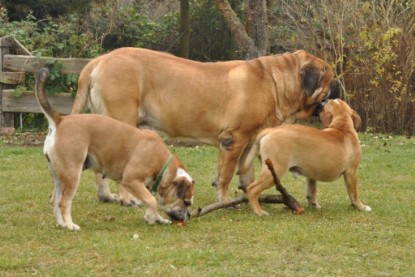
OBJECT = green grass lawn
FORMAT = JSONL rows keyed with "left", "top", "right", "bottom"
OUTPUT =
{"left": 0, "top": 133, "right": 414, "bottom": 276}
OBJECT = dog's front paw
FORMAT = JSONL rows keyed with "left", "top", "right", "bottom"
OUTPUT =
{"left": 120, "top": 197, "right": 142, "bottom": 207}
{"left": 144, "top": 210, "right": 171, "bottom": 225}
{"left": 156, "top": 217, "right": 172, "bottom": 225}
{"left": 308, "top": 202, "right": 321, "bottom": 209}
{"left": 97, "top": 193, "right": 118, "bottom": 203}
{"left": 255, "top": 210, "right": 270, "bottom": 217}
{"left": 118, "top": 188, "right": 141, "bottom": 207}
{"left": 144, "top": 214, "right": 157, "bottom": 225}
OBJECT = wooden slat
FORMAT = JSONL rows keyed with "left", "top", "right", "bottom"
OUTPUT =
{"left": 0, "top": 72, "right": 25, "bottom": 84}
{"left": 3, "top": 54, "right": 91, "bottom": 74}
{"left": 1, "top": 90, "right": 73, "bottom": 114}
{"left": 0, "top": 36, "right": 15, "bottom": 127}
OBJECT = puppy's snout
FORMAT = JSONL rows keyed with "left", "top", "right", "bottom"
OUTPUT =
{"left": 313, "top": 99, "right": 328, "bottom": 116}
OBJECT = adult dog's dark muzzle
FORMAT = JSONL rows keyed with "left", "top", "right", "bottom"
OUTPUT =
{"left": 315, "top": 99, "right": 328, "bottom": 115}
{"left": 328, "top": 79, "right": 343, "bottom": 100}
{"left": 312, "top": 79, "right": 342, "bottom": 116}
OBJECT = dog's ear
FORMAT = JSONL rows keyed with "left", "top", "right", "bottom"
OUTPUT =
{"left": 320, "top": 111, "right": 333, "bottom": 128}
{"left": 174, "top": 179, "right": 187, "bottom": 199}
{"left": 301, "top": 63, "right": 322, "bottom": 98}
{"left": 174, "top": 179, "right": 193, "bottom": 201}
{"left": 351, "top": 110, "right": 362, "bottom": 131}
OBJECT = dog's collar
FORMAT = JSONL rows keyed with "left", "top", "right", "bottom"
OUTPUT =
{"left": 152, "top": 155, "right": 173, "bottom": 194}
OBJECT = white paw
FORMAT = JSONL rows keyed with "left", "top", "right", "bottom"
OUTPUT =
{"left": 57, "top": 222, "right": 81, "bottom": 231}
{"left": 256, "top": 210, "right": 270, "bottom": 217}
{"left": 308, "top": 202, "right": 321, "bottom": 209}
{"left": 144, "top": 214, "right": 157, "bottom": 225}
{"left": 67, "top": 223, "right": 81, "bottom": 231}
{"left": 157, "top": 217, "right": 172, "bottom": 225}
{"left": 363, "top": 205, "right": 372, "bottom": 212}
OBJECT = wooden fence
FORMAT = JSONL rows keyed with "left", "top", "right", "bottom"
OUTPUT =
{"left": 0, "top": 36, "right": 91, "bottom": 127}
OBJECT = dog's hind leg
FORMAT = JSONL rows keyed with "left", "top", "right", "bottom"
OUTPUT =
{"left": 95, "top": 173, "right": 117, "bottom": 203}
{"left": 343, "top": 169, "right": 372, "bottom": 212}
{"left": 306, "top": 178, "right": 321, "bottom": 209}
{"left": 48, "top": 163, "right": 65, "bottom": 228}
{"left": 237, "top": 144, "right": 256, "bottom": 193}
{"left": 246, "top": 171, "right": 274, "bottom": 216}
{"left": 216, "top": 133, "right": 250, "bottom": 202}
{"left": 56, "top": 167, "right": 82, "bottom": 230}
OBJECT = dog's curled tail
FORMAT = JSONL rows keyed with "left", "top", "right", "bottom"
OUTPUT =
{"left": 237, "top": 128, "right": 272, "bottom": 175}
{"left": 35, "top": 68, "right": 61, "bottom": 126}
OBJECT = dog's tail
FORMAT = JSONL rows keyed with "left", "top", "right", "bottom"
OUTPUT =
{"left": 35, "top": 68, "right": 61, "bottom": 127}
{"left": 70, "top": 61, "right": 94, "bottom": 114}
{"left": 237, "top": 128, "right": 272, "bottom": 175}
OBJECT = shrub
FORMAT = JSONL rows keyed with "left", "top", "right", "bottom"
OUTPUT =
{"left": 274, "top": 0, "right": 415, "bottom": 134}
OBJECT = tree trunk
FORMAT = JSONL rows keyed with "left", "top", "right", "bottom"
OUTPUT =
{"left": 228, "top": 0, "right": 241, "bottom": 59}
{"left": 246, "top": 0, "right": 269, "bottom": 56}
{"left": 215, "top": 0, "right": 258, "bottom": 59}
{"left": 179, "top": 0, "right": 190, "bottom": 58}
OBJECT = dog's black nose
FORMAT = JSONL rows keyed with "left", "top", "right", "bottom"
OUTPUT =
{"left": 166, "top": 209, "right": 190, "bottom": 222}
{"left": 329, "top": 79, "right": 343, "bottom": 100}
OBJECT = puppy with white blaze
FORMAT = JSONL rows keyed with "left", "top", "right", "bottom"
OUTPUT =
{"left": 238, "top": 99, "right": 372, "bottom": 216}
{"left": 35, "top": 68, "right": 195, "bottom": 230}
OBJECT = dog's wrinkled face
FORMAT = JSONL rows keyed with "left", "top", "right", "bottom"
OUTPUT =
{"left": 319, "top": 99, "right": 362, "bottom": 130}
{"left": 157, "top": 168, "right": 195, "bottom": 222}
{"left": 300, "top": 56, "right": 334, "bottom": 107}
{"left": 293, "top": 51, "right": 338, "bottom": 120}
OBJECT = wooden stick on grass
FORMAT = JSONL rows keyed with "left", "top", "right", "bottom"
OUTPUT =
{"left": 264, "top": 158, "right": 304, "bottom": 214}
{"left": 191, "top": 159, "right": 304, "bottom": 218}
{"left": 191, "top": 194, "right": 286, "bottom": 217}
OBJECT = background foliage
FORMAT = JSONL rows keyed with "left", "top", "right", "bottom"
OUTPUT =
{"left": 0, "top": 0, "right": 414, "bottom": 133}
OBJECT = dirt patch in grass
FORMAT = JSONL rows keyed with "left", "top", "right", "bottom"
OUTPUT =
{"left": 0, "top": 127, "right": 46, "bottom": 146}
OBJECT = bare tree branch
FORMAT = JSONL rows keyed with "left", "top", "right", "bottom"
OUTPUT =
{"left": 191, "top": 159, "right": 304, "bottom": 218}
{"left": 264, "top": 158, "right": 304, "bottom": 214}
{"left": 190, "top": 194, "right": 286, "bottom": 218}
